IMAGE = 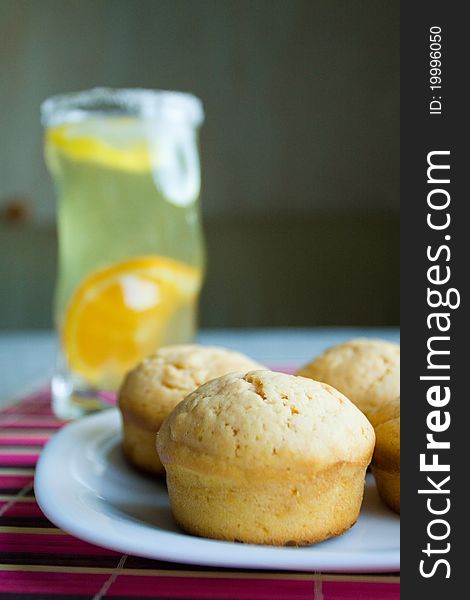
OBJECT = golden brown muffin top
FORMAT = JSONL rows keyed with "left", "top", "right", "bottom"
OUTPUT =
{"left": 296, "top": 338, "right": 400, "bottom": 418}
{"left": 118, "top": 345, "right": 263, "bottom": 429}
{"left": 157, "top": 370, "right": 375, "bottom": 479}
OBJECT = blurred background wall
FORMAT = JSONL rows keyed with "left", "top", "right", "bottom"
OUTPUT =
{"left": 0, "top": 0, "right": 399, "bottom": 329}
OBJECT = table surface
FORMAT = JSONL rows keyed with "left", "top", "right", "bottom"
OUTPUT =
{"left": 0, "top": 327, "right": 399, "bottom": 407}
{"left": 0, "top": 327, "right": 400, "bottom": 598}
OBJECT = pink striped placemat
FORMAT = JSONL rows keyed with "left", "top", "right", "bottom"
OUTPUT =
{"left": 0, "top": 387, "right": 400, "bottom": 599}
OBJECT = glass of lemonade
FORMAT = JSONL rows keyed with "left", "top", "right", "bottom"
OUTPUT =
{"left": 41, "top": 88, "right": 205, "bottom": 419}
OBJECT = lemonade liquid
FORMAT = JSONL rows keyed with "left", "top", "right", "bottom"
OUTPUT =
{"left": 44, "top": 107, "right": 204, "bottom": 418}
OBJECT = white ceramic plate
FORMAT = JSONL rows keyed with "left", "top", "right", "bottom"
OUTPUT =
{"left": 35, "top": 408, "right": 400, "bottom": 572}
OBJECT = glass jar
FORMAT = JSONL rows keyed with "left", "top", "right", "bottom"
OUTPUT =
{"left": 42, "top": 87, "right": 205, "bottom": 419}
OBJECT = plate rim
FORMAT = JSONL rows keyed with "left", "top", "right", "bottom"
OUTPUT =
{"left": 35, "top": 408, "right": 400, "bottom": 573}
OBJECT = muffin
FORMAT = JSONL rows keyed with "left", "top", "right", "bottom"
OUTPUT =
{"left": 369, "top": 396, "right": 400, "bottom": 513}
{"left": 157, "top": 370, "right": 375, "bottom": 545}
{"left": 296, "top": 338, "right": 400, "bottom": 419}
{"left": 118, "top": 345, "right": 263, "bottom": 474}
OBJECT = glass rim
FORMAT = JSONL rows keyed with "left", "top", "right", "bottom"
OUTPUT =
{"left": 41, "top": 87, "right": 204, "bottom": 128}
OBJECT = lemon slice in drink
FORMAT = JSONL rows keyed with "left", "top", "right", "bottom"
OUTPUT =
{"left": 46, "top": 119, "right": 153, "bottom": 172}
{"left": 62, "top": 256, "right": 202, "bottom": 389}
